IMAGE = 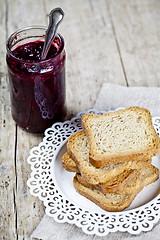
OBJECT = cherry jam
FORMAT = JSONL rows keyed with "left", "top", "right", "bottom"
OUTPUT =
{"left": 6, "top": 27, "right": 66, "bottom": 133}
{"left": 13, "top": 41, "right": 58, "bottom": 61}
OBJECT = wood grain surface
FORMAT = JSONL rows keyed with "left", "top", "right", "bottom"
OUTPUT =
{"left": 0, "top": 0, "right": 160, "bottom": 239}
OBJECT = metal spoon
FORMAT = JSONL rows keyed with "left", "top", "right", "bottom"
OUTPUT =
{"left": 41, "top": 8, "right": 64, "bottom": 60}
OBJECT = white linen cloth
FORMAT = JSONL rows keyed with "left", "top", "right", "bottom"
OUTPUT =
{"left": 94, "top": 83, "right": 160, "bottom": 117}
{"left": 31, "top": 83, "right": 160, "bottom": 240}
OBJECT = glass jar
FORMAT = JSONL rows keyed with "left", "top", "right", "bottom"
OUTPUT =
{"left": 6, "top": 26, "right": 66, "bottom": 133}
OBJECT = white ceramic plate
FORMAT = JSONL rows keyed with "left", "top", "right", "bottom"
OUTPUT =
{"left": 27, "top": 109, "right": 160, "bottom": 236}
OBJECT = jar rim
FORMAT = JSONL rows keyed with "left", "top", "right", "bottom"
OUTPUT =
{"left": 6, "top": 25, "right": 65, "bottom": 64}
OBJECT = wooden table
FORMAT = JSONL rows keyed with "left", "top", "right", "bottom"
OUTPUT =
{"left": 1, "top": 0, "right": 160, "bottom": 239}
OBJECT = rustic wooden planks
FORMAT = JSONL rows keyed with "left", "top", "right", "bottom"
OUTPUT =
{"left": 0, "top": 0, "right": 17, "bottom": 239}
{"left": 2, "top": 0, "right": 47, "bottom": 239}
{"left": 107, "top": 0, "right": 160, "bottom": 86}
{"left": 45, "top": 0, "right": 126, "bottom": 116}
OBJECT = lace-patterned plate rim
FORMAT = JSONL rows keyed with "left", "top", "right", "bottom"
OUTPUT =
{"left": 27, "top": 108, "right": 160, "bottom": 237}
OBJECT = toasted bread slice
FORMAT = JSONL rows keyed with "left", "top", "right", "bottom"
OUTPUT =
{"left": 76, "top": 169, "right": 139, "bottom": 194}
{"left": 67, "top": 131, "right": 152, "bottom": 185}
{"left": 76, "top": 165, "right": 159, "bottom": 195}
{"left": 61, "top": 152, "right": 79, "bottom": 173}
{"left": 73, "top": 165, "right": 159, "bottom": 212}
{"left": 82, "top": 107, "right": 160, "bottom": 167}
{"left": 123, "top": 164, "right": 159, "bottom": 195}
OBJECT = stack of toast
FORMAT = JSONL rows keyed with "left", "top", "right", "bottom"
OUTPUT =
{"left": 61, "top": 107, "right": 160, "bottom": 212}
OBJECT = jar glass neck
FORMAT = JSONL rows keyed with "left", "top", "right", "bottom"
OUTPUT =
{"left": 6, "top": 26, "right": 65, "bottom": 64}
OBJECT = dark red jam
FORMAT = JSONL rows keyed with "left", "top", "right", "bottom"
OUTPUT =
{"left": 13, "top": 41, "right": 58, "bottom": 61}
{"left": 6, "top": 36, "right": 66, "bottom": 133}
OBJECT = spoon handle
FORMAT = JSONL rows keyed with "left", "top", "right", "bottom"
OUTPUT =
{"left": 41, "top": 8, "right": 64, "bottom": 60}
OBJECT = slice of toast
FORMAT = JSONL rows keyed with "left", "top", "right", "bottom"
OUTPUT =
{"left": 76, "top": 165, "right": 159, "bottom": 195}
{"left": 61, "top": 152, "right": 142, "bottom": 193}
{"left": 123, "top": 164, "right": 159, "bottom": 195}
{"left": 76, "top": 169, "right": 139, "bottom": 194}
{"left": 61, "top": 152, "right": 79, "bottom": 173}
{"left": 61, "top": 153, "right": 141, "bottom": 192}
{"left": 82, "top": 107, "right": 160, "bottom": 167}
{"left": 67, "top": 130, "right": 152, "bottom": 185}
{"left": 73, "top": 165, "right": 159, "bottom": 212}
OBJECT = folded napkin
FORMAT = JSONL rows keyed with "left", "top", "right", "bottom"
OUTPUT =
{"left": 31, "top": 83, "right": 160, "bottom": 240}
{"left": 94, "top": 83, "right": 160, "bottom": 116}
